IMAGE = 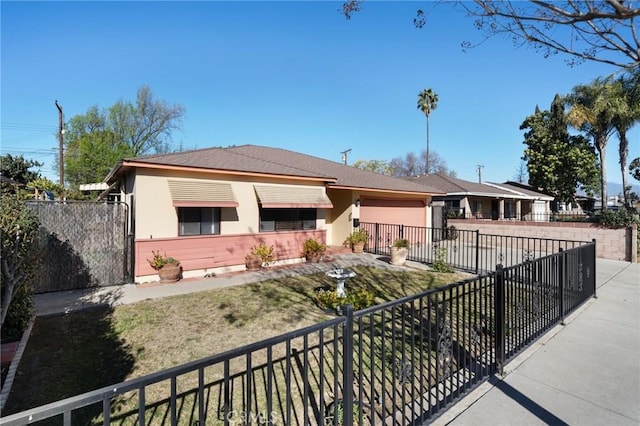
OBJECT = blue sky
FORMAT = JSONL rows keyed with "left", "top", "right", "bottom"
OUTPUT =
{"left": 2, "top": 1, "right": 638, "bottom": 187}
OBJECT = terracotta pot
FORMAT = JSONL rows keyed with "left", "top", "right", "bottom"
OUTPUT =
{"left": 158, "top": 263, "right": 181, "bottom": 283}
{"left": 352, "top": 242, "right": 365, "bottom": 253}
{"left": 245, "top": 255, "right": 262, "bottom": 271}
{"left": 306, "top": 253, "right": 322, "bottom": 263}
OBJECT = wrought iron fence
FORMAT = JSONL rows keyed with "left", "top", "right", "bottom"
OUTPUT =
{"left": 1, "top": 242, "right": 596, "bottom": 425}
{"left": 360, "top": 222, "right": 591, "bottom": 274}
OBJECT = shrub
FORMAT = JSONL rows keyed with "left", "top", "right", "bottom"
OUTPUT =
{"left": 147, "top": 250, "right": 180, "bottom": 270}
{"left": 432, "top": 245, "right": 454, "bottom": 273}
{"left": 314, "top": 287, "right": 376, "bottom": 312}
{"left": 250, "top": 241, "right": 275, "bottom": 266}
{"left": 345, "top": 228, "right": 369, "bottom": 245}
{"left": 302, "top": 238, "right": 326, "bottom": 257}
{"left": 0, "top": 193, "right": 40, "bottom": 330}
{"left": 392, "top": 238, "right": 410, "bottom": 248}
{"left": 595, "top": 208, "right": 639, "bottom": 228}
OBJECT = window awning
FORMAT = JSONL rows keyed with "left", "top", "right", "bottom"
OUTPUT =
{"left": 254, "top": 185, "right": 333, "bottom": 208}
{"left": 168, "top": 180, "right": 238, "bottom": 207}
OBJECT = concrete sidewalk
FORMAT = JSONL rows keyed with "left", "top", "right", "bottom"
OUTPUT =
{"left": 433, "top": 259, "right": 640, "bottom": 426}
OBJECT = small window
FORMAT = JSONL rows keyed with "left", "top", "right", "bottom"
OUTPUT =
{"left": 259, "top": 208, "right": 316, "bottom": 232}
{"left": 178, "top": 207, "right": 220, "bottom": 236}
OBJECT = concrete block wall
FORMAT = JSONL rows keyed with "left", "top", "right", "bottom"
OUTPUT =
{"left": 448, "top": 220, "right": 637, "bottom": 262}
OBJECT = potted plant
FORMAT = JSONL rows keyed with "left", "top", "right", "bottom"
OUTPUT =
{"left": 390, "top": 238, "right": 410, "bottom": 265}
{"left": 302, "top": 237, "right": 327, "bottom": 263}
{"left": 345, "top": 228, "right": 369, "bottom": 253}
{"left": 245, "top": 241, "right": 275, "bottom": 270}
{"left": 147, "top": 250, "right": 181, "bottom": 283}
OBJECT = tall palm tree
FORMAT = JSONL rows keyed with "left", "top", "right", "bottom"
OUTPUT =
{"left": 566, "top": 77, "right": 620, "bottom": 210}
{"left": 611, "top": 71, "right": 640, "bottom": 207}
{"left": 417, "top": 88, "right": 438, "bottom": 174}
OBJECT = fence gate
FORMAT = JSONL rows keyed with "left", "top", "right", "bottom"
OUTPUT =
{"left": 27, "top": 201, "right": 132, "bottom": 294}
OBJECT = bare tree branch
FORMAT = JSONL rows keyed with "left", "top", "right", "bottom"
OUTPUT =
{"left": 341, "top": 0, "right": 640, "bottom": 69}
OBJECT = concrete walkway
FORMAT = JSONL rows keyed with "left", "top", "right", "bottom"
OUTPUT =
{"left": 433, "top": 259, "right": 640, "bottom": 426}
{"left": 33, "top": 253, "right": 431, "bottom": 317}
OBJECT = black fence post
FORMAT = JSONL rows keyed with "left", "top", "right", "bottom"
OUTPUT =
{"left": 592, "top": 239, "right": 597, "bottom": 299}
{"left": 342, "top": 304, "right": 354, "bottom": 425}
{"left": 399, "top": 224, "right": 404, "bottom": 240}
{"left": 475, "top": 230, "right": 480, "bottom": 274}
{"left": 374, "top": 223, "right": 380, "bottom": 254}
{"left": 558, "top": 248, "right": 565, "bottom": 325}
{"left": 494, "top": 264, "right": 505, "bottom": 376}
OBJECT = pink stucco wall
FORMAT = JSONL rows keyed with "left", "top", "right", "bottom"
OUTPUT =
{"left": 136, "top": 230, "right": 327, "bottom": 276}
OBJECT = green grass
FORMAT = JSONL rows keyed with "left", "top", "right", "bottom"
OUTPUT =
{"left": 4, "top": 266, "right": 469, "bottom": 423}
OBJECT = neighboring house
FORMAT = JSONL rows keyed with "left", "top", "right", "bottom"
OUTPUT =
{"left": 103, "top": 145, "right": 443, "bottom": 282}
{"left": 409, "top": 174, "right": 553, "bottom": 221}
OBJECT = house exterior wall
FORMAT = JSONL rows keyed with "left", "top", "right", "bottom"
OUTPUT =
{"left": 449, "top": 219, "right": 637, "bottom": 262}
{"left": 129, "top": 168, "right": 332, "bottom": 281}
{"left": 326, "top": 188, "right": 354, "bottom": 247}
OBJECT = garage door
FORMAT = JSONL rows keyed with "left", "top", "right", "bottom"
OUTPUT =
{"left": 360, "top": 198, "right": 426, "bottom": 226}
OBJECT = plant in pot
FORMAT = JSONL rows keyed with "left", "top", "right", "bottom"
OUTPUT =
{"left": 345, "top": 228, "right": 369, "bottom": 253}
{"left": 390, "top": 238, "right": 410, "bottom": 265}
{"left": 302, "top": 237, "right": 327, "bottom": 263}
{"left": 147, "top": 250, "right": 181, "bottom": 283}
{"left": 245, "top": 241, "right": 275, "bottom": 270}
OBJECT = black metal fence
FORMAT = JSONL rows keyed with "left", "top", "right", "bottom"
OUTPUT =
{"left": 1, "top": 241, "right": 596, "bottom": 425}
{"left": 360, "top": 222, "right": 591, "bottom": 274}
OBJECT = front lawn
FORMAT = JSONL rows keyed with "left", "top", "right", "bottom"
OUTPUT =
{"left": 4, "top": 266, "right": 468, "bottom": 421}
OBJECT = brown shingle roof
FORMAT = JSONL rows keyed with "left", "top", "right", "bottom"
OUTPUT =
{"left": 409, "top": 174, "right": 515, "bottom": 196}
{"left": 119, "top": 145, "right": 443, "bottom": 195}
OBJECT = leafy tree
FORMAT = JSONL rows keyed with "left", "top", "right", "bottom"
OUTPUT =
{"left": 0, "top": 192, "right": 40, "bottom": 328}
{"left": 352, "top": 159, "right": 394, "bottom": 175}
{"left": 566, "top": 77, "right": 621, "bottom": 209}
{"left": 521, "top": 95, "right": 599, "bottom": 204}
{"left": 0, "top": 154, "right": 42, "bottom": 184}
{"left": 64, "top": 86, "right": 184, "bottom": 187}
{"left": 611, "top": 70, "right": 640, "bottom": 206}
{"left": 631, "top": 157, "right": 640, "bottom": 181}
{"left": 417, "top": 88, "right": 439, "bottom": 173}
{"left": 342, "top": 1, "right": 640, "bottom": 69}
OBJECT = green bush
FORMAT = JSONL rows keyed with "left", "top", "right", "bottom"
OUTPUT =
{"left": 314, "top": 287, "right": 376, "bottom": 312}
{"left": 1, "top": 285, "right": 33, "bottom": 342}
{"left": 1, "top": 192, "right": 40, "bottom": 335}
{"left": 432, "top": 245, "right": 454, "bottom": 273}
{"left": 596, "top": 208, "right": 639, "bottom": 228}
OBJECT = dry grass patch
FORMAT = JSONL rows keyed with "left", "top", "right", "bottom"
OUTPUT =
{"left": 5, "top": 266, "right": 469, "bottom": 422}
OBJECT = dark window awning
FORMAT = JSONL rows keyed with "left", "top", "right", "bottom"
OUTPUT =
{"left": 168, "top": 180, "right": 238, "bottom": 207}
{"left": 254, "top": 185, "right": 333, "bottom": 208}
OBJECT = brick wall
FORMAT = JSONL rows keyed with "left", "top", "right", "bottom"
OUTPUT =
{"left": 448, "top": 220, "right": 637, "bottom": 262}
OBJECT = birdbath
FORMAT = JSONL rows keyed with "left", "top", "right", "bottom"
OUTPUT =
{"left": 325, "top": 268, "right": 356, "bottom": 298}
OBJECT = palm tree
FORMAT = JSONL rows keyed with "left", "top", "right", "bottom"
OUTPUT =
{"left": 417, "top": 88, "right": 438, "bottom": 174}
{"left": 566, "top": 77, "right": 620, "bottom": 210}
{"left": 611, "top": 71, "right": 640, "bottom": 207}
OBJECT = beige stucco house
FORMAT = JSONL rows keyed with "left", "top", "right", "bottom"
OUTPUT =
{"left": 104, "top": 145, "right": 442, "bottom": 282}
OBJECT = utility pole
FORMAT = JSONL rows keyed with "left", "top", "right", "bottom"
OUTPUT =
{"left": 341, "top": 148, "right": 352, "bottom": 165}
{"left": 476, "top": 164, "right": 484, "bottom": 184}
{"left": 55, "top": 100, "right": 64, "bottom": 187}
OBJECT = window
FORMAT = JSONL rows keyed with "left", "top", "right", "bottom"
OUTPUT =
{"left": 259, "top": 208, "right": 316, "bottom": 232}
{"left": 178, "top": 207, "right": 220, "bottom": 236}
{"left": 505, "top": 201, "right": 516, "bottom": 219}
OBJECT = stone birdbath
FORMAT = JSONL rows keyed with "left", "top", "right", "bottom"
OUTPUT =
{"left": 325, "top": 268, "right": 356, "bottom": 298}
